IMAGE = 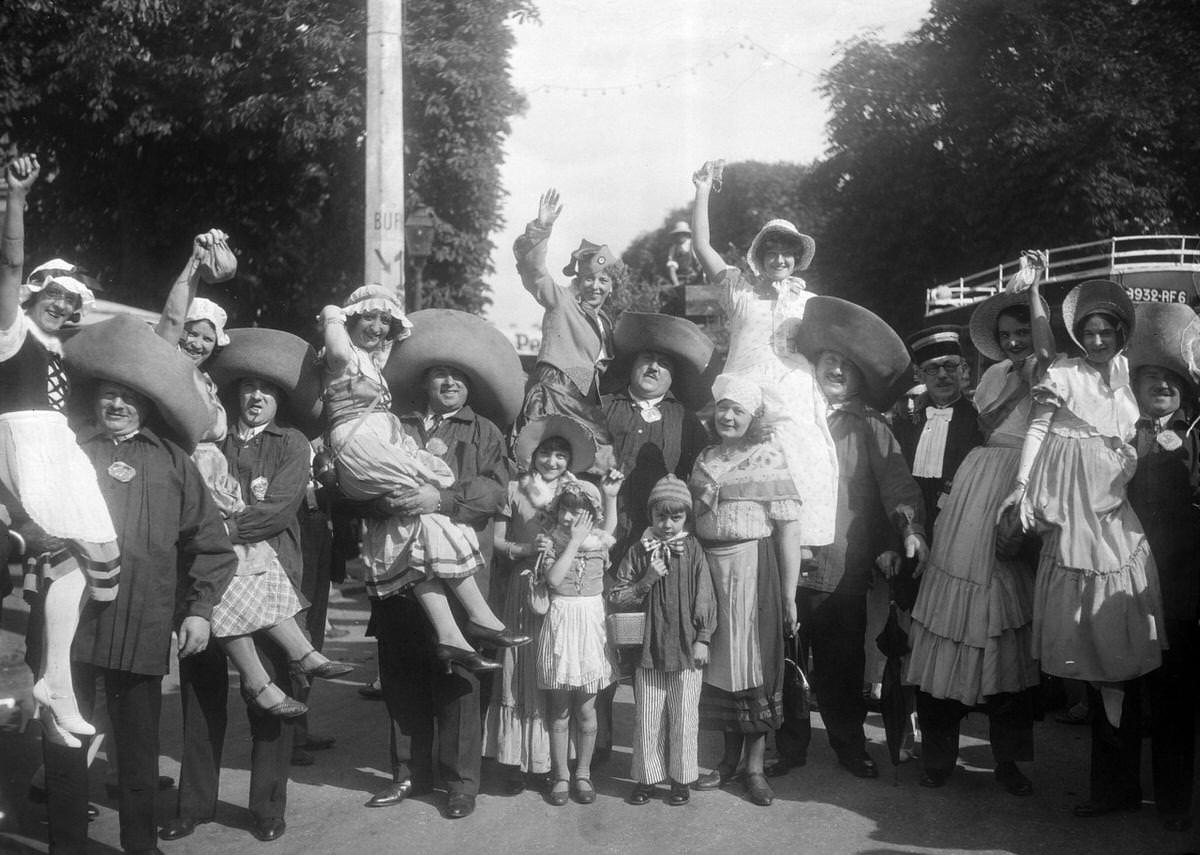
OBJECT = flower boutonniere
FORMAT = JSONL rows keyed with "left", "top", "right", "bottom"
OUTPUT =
{"left": 426, "top": 437, "right": 449, "bottom": 457}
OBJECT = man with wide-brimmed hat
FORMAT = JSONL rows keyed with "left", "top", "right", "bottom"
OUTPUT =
{"left": 891, "top": 325, "right": 983, "bottom": 531}
{"left": 44, "top": 315, "right": 236, "bottom": 855}
{"left": 767, "top": 297, "right": 927, "bottom": 781}
{"left": 366, "top": 308, "right": 522, "bottom": 819}
{"left": 1085, "top": 302, "right": 1200, "bottom": 831}
{"left": 162, "top": 328, "right": 321, "bottom": 845}
{"left": 591, "top": 312, "right": 713, "bottom": 763}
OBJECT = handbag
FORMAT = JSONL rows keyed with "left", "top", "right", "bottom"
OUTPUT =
{"left": 606, "top": 611, "right": 646, "bottom": 647}
{"left": 525, "top": 550, "right": 550, "bottom": 616}
{"left": 782, "top": 635, "right": 812, "bottom": 721}
{"left": 198, "top": 233, "right": 238, "bottom": 283}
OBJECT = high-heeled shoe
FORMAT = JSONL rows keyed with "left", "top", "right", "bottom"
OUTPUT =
{"left": 240, "top": 682, "right": 308, "bottom": 718}
{"left": 32, "top": 679, "right": 95, "bottom": 737}
{"left": 291, "top": 650, "right": 355, "bottom": 680}
{"left": 465, "top": 621, "right": 532, "bottom": 648}
{"left": 36, "top": 706, "right": 81, "bottom": 749}
{"left": 435, "top": 643, "right": 501, "bottom": 674}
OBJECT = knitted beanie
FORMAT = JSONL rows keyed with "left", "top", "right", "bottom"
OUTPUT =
{"left": 646, "top": 474, "right": 693, "bottom": 515}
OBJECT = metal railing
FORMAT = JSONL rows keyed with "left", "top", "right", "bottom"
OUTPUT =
{"left": 925, "top": 235, "right": 1200, "bottom": 315}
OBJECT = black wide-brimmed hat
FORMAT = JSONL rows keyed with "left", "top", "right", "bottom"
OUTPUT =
{"left": 1126, "top": 302, "right": 1200, "bottom": 396}
{"left": 608, "top": 312, "right": 715, "bottom": 409}
{"left": 63, "top": 314, "right": 212, "bottom": 450}
{"left": 1061, "top": 280, "right": 1135, "bottom": 351}
{"left": 794, "top": 297, "right": 912, "bottom": 411}
{"left": 205, "top": 328, "right": 324, "bottom": 437}
{"left": 513, "top": 414, "right": 597, "bottom": 474}
{"left": 968, "top": 288, "right": 1051, "bottom": 363}
{"left": 382, "top": 309, "right": 525, "bottom": 430}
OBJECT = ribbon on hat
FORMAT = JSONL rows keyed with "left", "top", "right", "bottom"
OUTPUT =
{"left": 912, "top": 406, "right": 954, "bottom": 479}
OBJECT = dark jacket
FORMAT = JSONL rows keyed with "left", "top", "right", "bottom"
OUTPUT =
{"left": 74, "top": 426, "right": 236, "bottom": 676}
{"left": 891, "top": 394, "right": 982, "bottom": 532}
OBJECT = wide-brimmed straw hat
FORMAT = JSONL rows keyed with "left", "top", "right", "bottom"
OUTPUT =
{"left": 794, "top": 296, "right": 912, "bottom": 411}
{"left": 63, "top": 314, "right": 211, "bottom": 450}
{"left": 513, "top": 414, "right": 597, "bottom": 474}
{"left": 185, "top": 297, "right": 231, "bottom": 347}
{"left": 20, "top": 258, "right": 97, "bottom": 322}
{"left": 341, "top": 284, "right": 414, "bottom": 342}
{"left": 608, "top": 312, "right": 715, "bottom": 408}
{"left": 206, "top": 328, "right": 324, "bottom": 437}
{"left": 1126, "top": 302, "right": 1200, "bottom": 396}
{"left": 1061, "top": 280, "right": 1135, "bottom": 352}
{"left": 382, "top": 309, "right": 525, "bottom": 430}
{"left": 746, "top": 219, "right": 816, "bottom": 276}
{"left": 669, "top": 221, "right": 691, "bottom": 236}
{"left": 968, "top": 288, "right": 1051, "bottom": 362}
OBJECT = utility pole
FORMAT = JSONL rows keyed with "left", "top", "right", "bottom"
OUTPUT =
{"left": 365, "top": 0, "right": 406, "bottom": 302}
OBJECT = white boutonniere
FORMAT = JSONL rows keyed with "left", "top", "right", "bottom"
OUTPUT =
{"left": 426, "top": 437, "right": 449, "bottom": 457}
{"left": 250, "top": 476, "right": 269, "bottom": 501}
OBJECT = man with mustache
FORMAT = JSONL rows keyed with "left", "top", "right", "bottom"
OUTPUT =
{"left": 891, "top": 327, "right": 983, "bottom": 533}
{"left": 45, "top": 316, "right": 235, "bottom": 855}
{"left": 593, "top": 312, "right": 713, "bottom": 765}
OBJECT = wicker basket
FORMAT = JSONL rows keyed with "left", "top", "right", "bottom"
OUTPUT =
{"left": 606, "top": 612, "right": 646, "bottom": 647}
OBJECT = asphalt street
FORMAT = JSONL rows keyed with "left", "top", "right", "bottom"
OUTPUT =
{"left": 1, "top": 584, "right": 1195, "bottom": 855}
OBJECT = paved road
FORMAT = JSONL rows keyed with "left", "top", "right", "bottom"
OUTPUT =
{"left": 1, "top": 586, "right": 1195, "bottom": 855}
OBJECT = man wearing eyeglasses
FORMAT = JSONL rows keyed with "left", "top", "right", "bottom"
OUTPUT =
{"left": 892, "top": 327, "right": 983, "bottom": 532}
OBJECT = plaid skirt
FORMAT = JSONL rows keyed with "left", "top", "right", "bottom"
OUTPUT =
{"left": 212, "top": 550, "right": 305, "bottom": 637}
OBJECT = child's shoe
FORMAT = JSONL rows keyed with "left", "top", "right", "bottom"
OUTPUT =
{"left": 668, "top": 780, "right": 690, "bottom": 806}
{"left": 629, "top": 783, "right": 655, "bottom": 805}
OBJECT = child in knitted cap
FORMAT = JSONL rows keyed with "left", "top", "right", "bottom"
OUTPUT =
{"left": 608, "top": 474, "right": 716, "bottom": 806}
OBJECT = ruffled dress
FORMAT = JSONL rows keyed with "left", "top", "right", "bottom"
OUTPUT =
{"left": 484, "top": 477, "right": 560, "bottom": 773}
{"left": 691, "top": 438, "right": 799, "bottom": 732}
{"left": 0, "top": 313, "right": 119, "bottom": 597}
{"left": 1027, "top": 355, "right": 1164, "bottom": 682}
{"left": 905, "top": 359, "right": 1040, "bottom": 705}
{"left": 535, "top": 525, "right": 618, "bottom": 693}
{"left": 323, "top": 347, "right": 485, "bottom": 596}
{"left": 717, "top": 269, "right": 837, "bottom": 546}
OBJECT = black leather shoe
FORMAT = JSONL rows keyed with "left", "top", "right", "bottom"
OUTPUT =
{"left": 465, "top": 621, "right": 532, "bottom": 648}
{"left": 629, "top": 783, "right": 655, "bottom": 805}
{"left": 87, "top": 803, "right": 99, "bottom": 821}
{"left": 745, "top": 772, "right": 774, "bottom": 806}
{"left": 668, "top": 780, "right": 690, "bottom": 806}
{"left": 764, "top": 754, "right": 807, "bottom": 778}
{"left": 159, "top": 817, "right": 210, "bottom": 841}
{"left": 694, "top": 763, "right": 738, "bottom": 790}
{"left": 839, "top": 754, "right": 879, "bottom": 779}
{"left": 435, "top": 643, "right": 501, "bottom": 673}
{"left": 994, "top": 762, "right": 1033, "bottom": 796}
{"left": 290, "top": 749, "right": 315, "bottom": 767}
{"left": 919, "top": 771, "right": 949, "bottom": 788}
{"left": 1074, "top": 798, "right": 1141, "bottom": 818}
{"left": 445, "top": 792, "right": 475, "bottom": 819}
{"left": 251, "top": 817, "right": 286, "bottom": 842}
{"left": 365, "top": 778, "right": 430, "bottom": 808}
{"left": 358, "top": 681, "right": 384, "bottom": 700}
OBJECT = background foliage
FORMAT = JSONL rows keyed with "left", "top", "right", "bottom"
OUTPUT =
{"left": 0, "top": 0, "right": 534, "bottom": 334}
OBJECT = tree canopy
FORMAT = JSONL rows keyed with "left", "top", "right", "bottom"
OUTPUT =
{"left": 0, "top": 0, "right": 534, "bottom": 333}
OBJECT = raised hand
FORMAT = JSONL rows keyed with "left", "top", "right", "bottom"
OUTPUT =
{"left": 568, "top": 509, "right": 595, "bottom": 544}
{"left": 536, "top": 188, "right": 563, "bottom": 228}
{"left": 6, "top": 154, "right": 40, "bottom": 194}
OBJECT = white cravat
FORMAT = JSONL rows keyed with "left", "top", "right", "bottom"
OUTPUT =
{"left": 912, "top": 406, "right": 954, "bottom": 478}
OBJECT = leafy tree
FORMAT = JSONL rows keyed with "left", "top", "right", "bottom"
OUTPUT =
{"left": 0, "top": 0, "right": 533, "bottom": 333}
{"left": 814, "top": 0, "right": 1200, "bottom": 333}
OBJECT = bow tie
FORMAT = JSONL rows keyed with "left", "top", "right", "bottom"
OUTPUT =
{"left": 925, "top": 406, "right": 954, "bottom": 422}
{"left": 640, "top": 531, "right": 686, "bottom": 557}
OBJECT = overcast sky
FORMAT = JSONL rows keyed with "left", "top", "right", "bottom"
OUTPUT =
{"left": 483, "top": 0, "right": 932, "bottom": 335}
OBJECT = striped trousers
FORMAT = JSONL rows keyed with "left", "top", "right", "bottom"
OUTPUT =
{"left": 632, "top": 666, "right": 702, "bottom": 785}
